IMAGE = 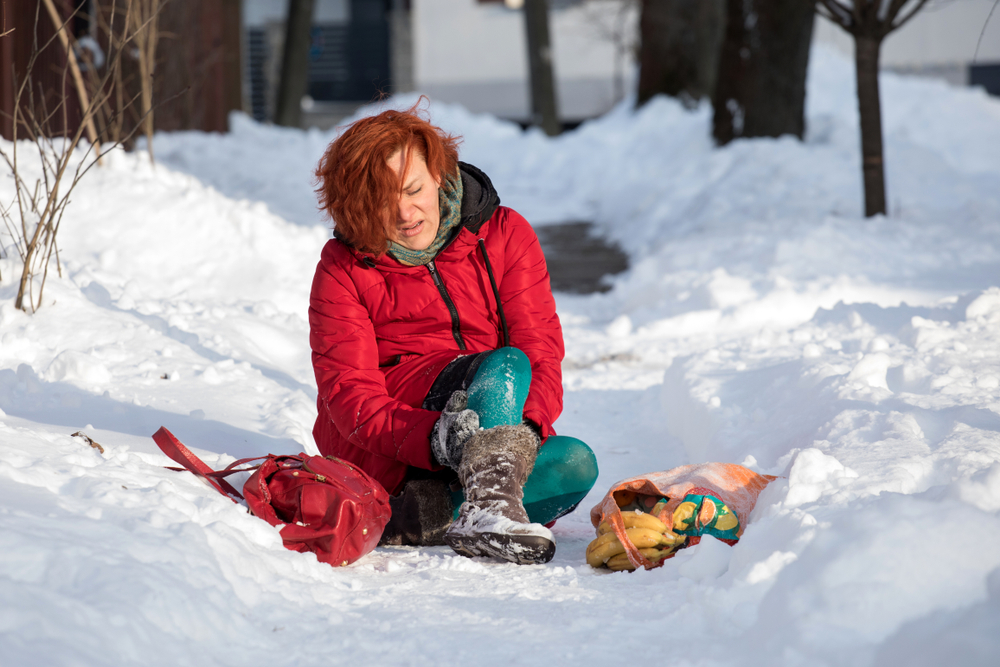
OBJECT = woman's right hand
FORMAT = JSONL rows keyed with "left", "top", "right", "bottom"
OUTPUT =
{"left": 432, "top": 390, "right": 480, "bottom": 469}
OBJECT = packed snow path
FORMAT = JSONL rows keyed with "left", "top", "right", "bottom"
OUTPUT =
{"left": 536, "top": 221, "right": 629, "bottom": 293}
{"left": 2, "top": 47, "right": 999, "bottom": 666}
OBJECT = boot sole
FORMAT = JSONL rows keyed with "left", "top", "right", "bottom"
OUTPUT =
{"left": 445, "top": 532, "right": 556, "bottom": 565}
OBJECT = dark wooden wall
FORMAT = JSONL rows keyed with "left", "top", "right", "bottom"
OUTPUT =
{"left": 0, "top": 0, "right": 242, "bottom": 141}
{"left": 0, "top": 0, "right": 83, "bottom": 141}
{"left": 154, "top": 0, "right": 242, "bottom": 133}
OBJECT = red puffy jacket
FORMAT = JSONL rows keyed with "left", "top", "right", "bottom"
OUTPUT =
{"left": 309, "top": 164, "right": 564, "bottom": 495}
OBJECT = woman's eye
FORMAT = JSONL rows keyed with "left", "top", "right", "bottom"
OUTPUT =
{"left": 407, "top": 187, "right": 421, "bottom": 196}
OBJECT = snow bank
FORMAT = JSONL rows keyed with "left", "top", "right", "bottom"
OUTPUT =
{"left": 2, "top": 44, "right": 1000, "bottom": 666}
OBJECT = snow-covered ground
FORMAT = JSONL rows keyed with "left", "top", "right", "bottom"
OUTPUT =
{"left": 2, "top": 46, "right": 999, "bottom": 666}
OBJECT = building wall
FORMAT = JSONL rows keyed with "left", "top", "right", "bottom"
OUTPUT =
{"left": 242, "top": 0, "right": 1000, "bottom": 126}
{"left": 413, "top": 0, "right": 638, "bottom": 121}
{"left": 243, "top": 0, "right": 405, "bottom": 127}
{"left": 243, "top": 0, "right": 349, "bottom": 27}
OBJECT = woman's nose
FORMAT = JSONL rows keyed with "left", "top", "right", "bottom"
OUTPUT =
{"left": 398, "top": 199, "right": 415, "bottom": 223}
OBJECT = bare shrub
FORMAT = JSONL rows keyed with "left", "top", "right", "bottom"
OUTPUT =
{"left": 0, "top": 0, "right": 165, "bottom": 312}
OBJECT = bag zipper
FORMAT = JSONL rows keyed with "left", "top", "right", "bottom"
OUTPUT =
{"left": 427, "top": 260, "right": 467, "bottom": 350}
{"left": 299, "top": 457, "right": 327, "bottom": 482}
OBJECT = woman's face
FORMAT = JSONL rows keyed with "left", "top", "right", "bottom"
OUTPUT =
{"left": 386, "top": 148, "right": 441, "bottom": 251}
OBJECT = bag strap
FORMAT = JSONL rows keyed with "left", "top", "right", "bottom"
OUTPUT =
{"left": 152, "top": 426, "right": 245, "bottom": 501}
{"left": 163, "top": 460, "right": 266, "bottom": 479}
{"left": 219, "top": 456, "right": 271, "bottom": 473}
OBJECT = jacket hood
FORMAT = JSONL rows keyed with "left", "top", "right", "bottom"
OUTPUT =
{"left": 457, "top": 161, "right": 500, "bottom": 234}
{"left": 332, "top": 162, "right": 500, "bottom": 253}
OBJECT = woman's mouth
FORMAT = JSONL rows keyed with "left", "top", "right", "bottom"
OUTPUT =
{"left": 399, "top": 220, "right": 424, "bottom": 237}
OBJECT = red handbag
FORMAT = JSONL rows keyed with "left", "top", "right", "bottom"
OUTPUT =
{"left": 152, "top": 427, "right": 391, "bottom": 567}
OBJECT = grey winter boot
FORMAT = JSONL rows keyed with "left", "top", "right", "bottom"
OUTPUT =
{"left": 379, "top": 479, "right": 455, "bottom": 546}
{"left": 443, "top": 424, "right": 555, "bottom": 564}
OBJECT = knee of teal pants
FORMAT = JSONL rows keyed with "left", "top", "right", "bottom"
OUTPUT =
{"left": 522, "top": 435, "right": 599, "bottom": 524}
{"left": 465, "top": 347, "right": 531, "bottom": 429}
{"left": 450, "top": 435, "right": 599, "bottom": 526}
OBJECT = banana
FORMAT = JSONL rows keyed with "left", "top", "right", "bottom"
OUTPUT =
{"left": 586, "top": 526, "right": 680, "bottom": 567}
{"left": 643, "top": 546, "right": 677, "bottom": 563}
{"left": 605, "top": 547, "right": 676, "bottom": 572}
{"left": 587, "top": 529, "right": 620, "bottom": 554}
{"left": 659, "top": 530, "right": 686, "bottom": 547}
{"left": 586, "top": 532, "right": 626, "bottom": 567}
{"left": 605, "top": 552, "right": 636, "bottom": 571}
{"left": 597, "top": 510, "right": 669, "bottom": 535}
{"left": 627, "top": 511, "right": 669, "bottom": 533}
{"left": 626, "top": 527, "right": 677, "bottom": 549}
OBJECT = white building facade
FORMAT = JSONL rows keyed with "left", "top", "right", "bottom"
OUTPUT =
{"left": 242, "top": 0, "right": 1000, "bottom": 127}
{"left": 814, "top": 0, "right": 1000, "bottom": 88}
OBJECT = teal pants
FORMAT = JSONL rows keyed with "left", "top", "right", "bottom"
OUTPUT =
{"left": 453, "top": 347, "right": 599, "bottom": 525}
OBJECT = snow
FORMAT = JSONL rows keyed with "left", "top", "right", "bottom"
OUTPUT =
{"left": 2, "top": 44, "right": 1000, "bottom": 665}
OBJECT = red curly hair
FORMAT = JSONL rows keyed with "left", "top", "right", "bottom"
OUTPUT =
{"left": 315, "top": 103, "right": 461, "bottom": 254}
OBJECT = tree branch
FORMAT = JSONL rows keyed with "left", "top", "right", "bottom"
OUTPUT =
{"left": 852, "top": 0, "right": 867, "bottom": 28}
{"left": 975, "top": 0, "right": 1000, "bottom": 62}
{"left": 816, "top": 3, "right": 837, "bottom": 23}
{"left": 886, "top": 0, "right": 931, "bottom": 35}
{"left": 884, "top": 0, "right": 911, "bottom": 23}
{"left": 817, "top": 0, "right": 855, "bottom": 31}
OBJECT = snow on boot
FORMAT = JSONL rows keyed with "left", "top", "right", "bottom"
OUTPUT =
{"left": 444, "top": 424, "right": 555, "bottom": 565}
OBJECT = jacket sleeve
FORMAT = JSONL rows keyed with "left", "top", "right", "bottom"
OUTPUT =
{"left": 497, "top": 209, "right": 565, "bottom": 441}
{"left": 309, "top": 245, "right": 439, "bottom": 469}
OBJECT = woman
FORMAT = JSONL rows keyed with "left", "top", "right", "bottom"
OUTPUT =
{"left": 310, "top": 106, "right": 598, "bottom": 565}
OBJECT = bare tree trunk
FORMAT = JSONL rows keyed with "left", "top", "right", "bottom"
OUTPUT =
{"left": 753, "top": 0, "right": 814, "bottom": 138}
{"left": 524, "top": 0, "right": 560, "bottom": 136}
{"left": 817, "top": 0, "right": 930, "bottom": 218}
{"left": 712, "top": 0, "right": 750, "bottom": 144}
{"left": 637, "top": 0, "right": 724, "bottom": 107}
{"left": 131, "top": 0, "right": 161, "bottom": 162}
{"left": 855, "top": 34, "right": 886, "bottom": 217}
{"left": 389, "top": 0, "right": 414, "bottom": 94}
{"left": 712, "top": 0, "right": 814, "bottom": 145}
{"left": 275, "top": 0, "right": 315, "bottom": 128}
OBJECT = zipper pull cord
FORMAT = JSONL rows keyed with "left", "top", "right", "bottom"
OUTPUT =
{"left": 478, "top": 239, "right": 510, "bottom": 349}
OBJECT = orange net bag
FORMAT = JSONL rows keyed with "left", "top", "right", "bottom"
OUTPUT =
{"left": 589, "top": 463, "right": 776, "bottom": 571}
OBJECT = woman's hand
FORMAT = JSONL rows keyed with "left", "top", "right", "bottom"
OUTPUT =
{"left": 432, "top": 390, "right": 480, "bottom": 469}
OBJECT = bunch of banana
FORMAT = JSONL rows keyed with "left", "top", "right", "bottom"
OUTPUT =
{"left": 586, "top": 509, "right": 686, "bottom": 571}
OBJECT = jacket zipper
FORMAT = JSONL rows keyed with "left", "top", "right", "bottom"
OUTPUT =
{"left": 427, "top": 260, "right": 467, "bottom": 350}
